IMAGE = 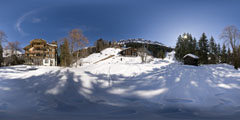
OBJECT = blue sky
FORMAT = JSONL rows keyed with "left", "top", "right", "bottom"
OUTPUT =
{"left": 0, "top": 0, "right": 240, "bottom": 48}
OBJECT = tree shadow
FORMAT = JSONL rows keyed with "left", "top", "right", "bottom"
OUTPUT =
{"left": 1, "top": 63, "right": 240, "bottom": 119}
{"left": 0, "top": 68, "right": 160, "bottom": 120}
{"left": 82, "top": 63, "right": 240, "bottom": 119}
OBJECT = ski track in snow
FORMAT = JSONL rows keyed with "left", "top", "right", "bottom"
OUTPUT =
{"left": 1, "top": 49, "right": 240, "bottom": 119}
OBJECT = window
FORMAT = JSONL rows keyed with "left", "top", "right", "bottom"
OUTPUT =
{"left": 36, "top": 47, "right": 41, "bottom": 50}
{"left": 45, "top": 59, "right": 48, "bottom": 63}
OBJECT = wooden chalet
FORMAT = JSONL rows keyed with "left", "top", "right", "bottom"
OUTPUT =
{"left": 183, "top": 54, "right": 199, "bottom": 66}
{"left": 119, "top": 47, "right": 138, "bottom": 56}
{"left": 23, "top": 39, "right": 58, "bottom": 66}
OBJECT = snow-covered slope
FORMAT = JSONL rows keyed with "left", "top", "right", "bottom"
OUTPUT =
{"left": 1, "top": 48, "right": 240, "bottom": 119}
{"left": 80, "top": 48, "right": 121, "bottom": 65}
{"left": 164, "top": 51, "right": 176, "bottom": 61}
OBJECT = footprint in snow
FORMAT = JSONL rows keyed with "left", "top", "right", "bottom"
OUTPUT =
{"left": 213, "top": 99, "right": 232, "bottom": 108}
{"left": 125, "top": 97, "right": 139, "bottom": 102}
{"left": 219, "top": 98, "right": 232, "bottom": 104}
{"left": 215, "top": 93, "right": 224, "bottom": 96}
{"left": 96, "top": 99, "right": 105, "bottom": 103}
{"left": 158, "top": 107, "right": 183, "bottom": 114}
{"left": 0, "top": 103, "right": 7, "bottom": 110}
{"left": 109, "top": 109, "right": 137, "bottom": 116}
{"left": 213, "top": 103, "right": 224, "bottom": 108}
{"left": 165, "top": 98, "right": 193, "bottom": 103}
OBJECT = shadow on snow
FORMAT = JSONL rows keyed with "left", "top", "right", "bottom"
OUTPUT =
{"left": 0, "top": 63, "right": 240, "bottom": 119}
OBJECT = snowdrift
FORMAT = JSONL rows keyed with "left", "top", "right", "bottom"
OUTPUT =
{"left": 1, "top": 48, "right": 240, "bottom": 119}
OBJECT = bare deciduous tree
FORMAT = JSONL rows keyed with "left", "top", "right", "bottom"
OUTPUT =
{"left": 0, "top": 30, "right": 7, "bottom": 44}
{"left": 7, "top": 41, "right": 21, "bottom": 56}
{"left": 220, "top": 25, "right": 240, "bottom": 51}
{"left": 69, "top": 29, "right": 88, "bottom": 67}
{"left": 3, "top": 41, "right": 23, "bottom": 66}
{"left": 138, "top": 46, "right": 148, "bottom": 63}
{"left": 220, "top": 25, "right": 240, "bottom": 69}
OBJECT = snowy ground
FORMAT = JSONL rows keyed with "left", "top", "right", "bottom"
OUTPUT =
{"left": 1, "top": 48, "right": 240, "bottom": 120}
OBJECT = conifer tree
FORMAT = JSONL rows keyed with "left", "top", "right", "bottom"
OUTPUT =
{"left": 198, "top": 33, "right": 209, "bottom": 64}
{"left": 157, "top": 50, "right": 165, "bottom": 59}
{"left": 60, "top": 38, "right": 72, "bottom": 67}
{"left": 95, "top": 38, "right": 109, "bottom": 53}
{"left": 227, "top": 48, "right": 232, "bottom": 64}
{"left": 175, "top": 35, "right": 183, "bottom": 60}
{"left": 188, "top": 34, "right": 195, "bottom": 54}
{"left": 192, "top": 38, "right": 197, "bottom": 53}
{"left": 209, "top": 36, "right": 217, "bottom": 64}
{"left": 221, "top": 44, "right": 227, "bottom": 63}
{"left": 216, "top": 43, "right": 221, "bottom": 63}
{"left": 175, "top": 33, "right": 197, "bottom": 61}
{"left": 195, "top": 39, "right": 200, "bottom": 57}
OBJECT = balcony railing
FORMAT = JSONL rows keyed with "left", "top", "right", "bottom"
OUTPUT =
{"left": 33, "top": 44, "right": 45, "bottom": 47}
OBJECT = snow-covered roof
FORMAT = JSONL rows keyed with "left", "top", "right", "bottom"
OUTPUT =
{"left": 83, "top": 47, "right": 89, "bottom": 49}
{"left": 48, "top": 44, "right": 57, "bottom": 47}
{"left": 183, "top": 54, "right": 199, "bottom": 59}
{"left": 121, "top": 47, "right": 133, "bottom": 51}
{"left": 3, "top": 49, "right": 23, "bottom": 57}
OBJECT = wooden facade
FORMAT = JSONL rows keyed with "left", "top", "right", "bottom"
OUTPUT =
{"left": 24, "top": 39, "right": 57, "bottom": 66}
{"left": 183, "top": 54, "right": 199, "bottom": 66}
{"left": 119, "top": 47, "right": 138, "bottom": 56}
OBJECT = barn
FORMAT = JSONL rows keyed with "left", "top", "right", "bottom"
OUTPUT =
{"left": 183, "top": 54, "right": 199, "bottom": 66}
{"left": 119, "top": 47, "right": 138, "bottom": 56}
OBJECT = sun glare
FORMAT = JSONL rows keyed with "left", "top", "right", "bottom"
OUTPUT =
{"left": 183, "top": 35, "right": 187, "bottom": 39}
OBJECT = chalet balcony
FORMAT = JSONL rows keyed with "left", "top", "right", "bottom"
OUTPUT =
{"left": 31, "top": 50, "right": 45, "bottom": 53}
{"left": 33, "top": 44, "right": 45, "bottom": 48}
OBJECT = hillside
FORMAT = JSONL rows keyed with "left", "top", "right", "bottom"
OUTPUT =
{"left": 1, "top": 48, "right": 240, "bottom": 119}
{"left": 118, "top": 38, "right": 173, "bottom": 58}
{"left": 80, "top": 48, "right": 122, "bottom": 65}
{"left": 118, "top": 38, "right": 165, "bottom": 46}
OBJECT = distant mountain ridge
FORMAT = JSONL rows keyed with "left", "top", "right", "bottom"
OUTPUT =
{"left": 118, "top": 38, "right": 172, "bottom": 58}
{"left": 118, "top": 38, "right": 165, "bottom": 47}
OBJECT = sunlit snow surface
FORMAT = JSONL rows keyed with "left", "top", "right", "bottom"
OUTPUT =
{"left": 1, "top": 48, "right": 240, "bottom": 120}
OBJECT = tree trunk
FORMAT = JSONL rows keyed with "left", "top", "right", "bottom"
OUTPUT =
{"left": 233, "top": 49, "right": 239, "bottom": 69}
{"left": 76, "top": 50, "right": 79, "bottom": 68}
